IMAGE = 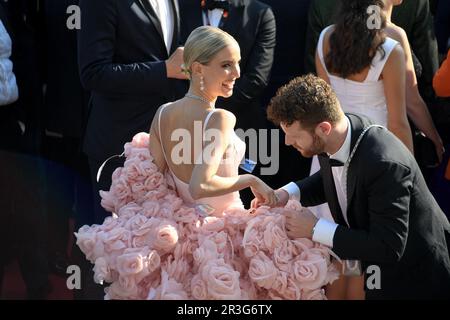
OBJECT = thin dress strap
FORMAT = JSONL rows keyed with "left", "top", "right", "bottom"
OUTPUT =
{"left": 317, "top": 25, "right": 334, "bottom": 75}
{"left": 158, "top": 104, "right": 171, "bottom": 168}
{"left": 202, "top": 109, "right": 216, "bottom": 138}
{"left": 365, "top": 37, "right": 399, "bottom": 82}
{"left": 193, "top": 109, "right": 217, "bottom": 165}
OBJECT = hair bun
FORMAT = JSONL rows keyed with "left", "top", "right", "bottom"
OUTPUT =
{"left": 180, "top": 63, "right": 191, "bottom": 76}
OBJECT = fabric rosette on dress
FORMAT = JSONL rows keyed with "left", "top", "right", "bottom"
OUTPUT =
{"left": 75, "top": 133, "right": 340, "bottom": 300}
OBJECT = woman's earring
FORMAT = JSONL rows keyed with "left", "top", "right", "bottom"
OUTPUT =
{"left": 200, "top": 76, "right": 205, "bottom": 91}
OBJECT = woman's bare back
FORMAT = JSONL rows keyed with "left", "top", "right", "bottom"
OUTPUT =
{"left": 149, "top": 98, "right": 235, "bottom": 184}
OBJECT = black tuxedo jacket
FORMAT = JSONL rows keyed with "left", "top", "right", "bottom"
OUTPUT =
{"left": 44, "top": 0, "right": 89, "bottom": 138}
{"left": 78, "top": 0, "right": 184, "bottom": 161}
{"left": 297, "top": 114, "right": 450, "bottom": 299}
{"left": 0, "top": 0, "right": 43, "bottom": 154}
{"left": 179, "top": 0, "right": 276, "bottom": 131}
{"left": 259, "top": 0, "right": 311, "bottom": 100}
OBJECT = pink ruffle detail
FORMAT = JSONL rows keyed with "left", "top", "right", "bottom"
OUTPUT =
{"left": 75, "top": 133, "right": 340, "bottom": 300}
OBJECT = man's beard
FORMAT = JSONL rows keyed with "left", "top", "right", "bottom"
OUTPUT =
{"left": 300, "top": 133, "right": 325, "bottom": 158}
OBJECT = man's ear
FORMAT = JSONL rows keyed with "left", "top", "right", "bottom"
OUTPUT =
{"left": 315, "top": 121, "right": 332, "bottom": 137}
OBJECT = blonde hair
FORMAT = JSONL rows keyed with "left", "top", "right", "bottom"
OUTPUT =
{"left": 183, "top": 26, "right": 239, "bottom": 77}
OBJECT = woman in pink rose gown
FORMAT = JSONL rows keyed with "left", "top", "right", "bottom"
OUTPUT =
{"left": 74, "top": 26, "right": 340, "bottom": 300}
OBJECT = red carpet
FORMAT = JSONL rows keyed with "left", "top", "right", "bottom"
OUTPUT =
{"left": 1, "top": 260, "right": 74, "bottom": 300}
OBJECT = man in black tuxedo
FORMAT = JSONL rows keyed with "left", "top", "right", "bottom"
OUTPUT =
{"left": 78, "top": 0, "right": 187, "bottom": 225}
{"left": 264, "top": 74, "right": 450, "bottom": 299}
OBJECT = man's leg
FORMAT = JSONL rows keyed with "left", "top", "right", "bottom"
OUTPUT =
{"left": 13, "top": 152, "right": 49, "bottom": 299}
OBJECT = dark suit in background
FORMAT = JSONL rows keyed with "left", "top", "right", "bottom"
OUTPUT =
{"left": 78, "top": 0, "right": 184, "bottom": 225}
{"left": 434, "top": 0, "right": 450, "bottom": 56}
{"left": 180, "top": 0, "right": 276, "bottom": 206}
{"left": 304, "top": 0, "right": 438, "bottom": 102}
{"left": 297, "top": 114, "right": 450, "bottom": 299}
{"left": 0, "top": 0, "right": 48, "bottom": 299}
{"left": 41, "top": 0, "right": 93, "bottom": 274}
{"left": 3, "top": 0, "right": 44, "bottom": 154}
{"left": 259, "top": 0, "right": 313, "bottom": 189}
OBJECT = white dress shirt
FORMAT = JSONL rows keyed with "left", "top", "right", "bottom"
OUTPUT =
{"left": 202, "top": 1, "right": 227, "bottom": 27}
{"left": 149, "top": 0, "right": 174, "bottom": 53}
{"left": 281, "top": 117, "right": 352, "bottom": 247}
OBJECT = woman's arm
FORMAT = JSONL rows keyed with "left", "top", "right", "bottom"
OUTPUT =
{"left": 382, "top": 45, "right": 414, "bottom": 153}
{"left": 395, "top": 29, "right": 444, "bottom": 163}
{"left": 188, "top": 110, "right": 276, "bottom": 205}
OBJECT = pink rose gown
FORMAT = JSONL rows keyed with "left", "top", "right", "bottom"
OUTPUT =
{"left": 75, "top": 107, "right": 340, "bottom": 300}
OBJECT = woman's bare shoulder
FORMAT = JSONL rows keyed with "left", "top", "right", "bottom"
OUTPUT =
{"left": 208, "top": 108, "right": 236, "bottom": 129}
{"left": 384, "top": 24, "right": 408, "bottom": 45}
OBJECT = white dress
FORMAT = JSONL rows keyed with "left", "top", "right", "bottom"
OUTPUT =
{"left": 309, "top": 25, "right": 399, "bottom": 221}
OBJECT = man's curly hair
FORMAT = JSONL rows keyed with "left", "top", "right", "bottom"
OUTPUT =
{"left": 267, "top": 74, "right": 343, "bottom": 130}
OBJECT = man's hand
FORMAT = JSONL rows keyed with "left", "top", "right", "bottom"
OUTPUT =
{"left": 166, "top": 47, "right": 188, "bottom": 80}
{"left": 284, "top": 209, "right": 318, "bottom": 240}
{"left": 251, "top": 188, "right": 289, "bottom": 209}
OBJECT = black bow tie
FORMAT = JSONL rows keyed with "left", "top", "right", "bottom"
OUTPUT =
{"left": 329, "top": 159, "right": 344, "bottom": 167}
{"left": 204, "top": 0, "right": 229, "bottom": 11}
{"left": 320, "top": 153, "right": 344, "bottom": 167}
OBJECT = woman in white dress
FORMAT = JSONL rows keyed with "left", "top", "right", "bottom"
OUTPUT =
{"left": 312, "top": 0, "right": 413, "bottom": 299}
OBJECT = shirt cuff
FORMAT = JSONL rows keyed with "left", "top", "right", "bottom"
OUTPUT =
{"left": 312, "top": 218, "right": 338, "bottom": 247}
{"left": 280, "top": 182, "right": 300, "bottom": 202}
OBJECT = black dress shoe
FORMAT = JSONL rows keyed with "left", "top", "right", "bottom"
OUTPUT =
{"left": 27, "top": 281, "right": 52, "bottom": 300}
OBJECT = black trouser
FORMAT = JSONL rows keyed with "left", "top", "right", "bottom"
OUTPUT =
{"left": 41, "top": 135, "right": 93, "bottom": 269}
{"left": 0, "top": 112, "right": 48, "bottom": 296}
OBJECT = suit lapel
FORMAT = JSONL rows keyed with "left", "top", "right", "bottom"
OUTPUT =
{"left": 345, "top": 114, "right": 371, "bottom": 224}
{"left": 137, "top": 0, "right": 165, "bottom": 46}
{"left": 221, "top": 0, "right": 244, "bottom": 37}
{"left": 318, "top": 154, "right": 346, "bottom": 225}
{"left": 346, "top": 165, "right": 357, "bottom": 227}
{"left": 182, "top": 1, "right": 203, "bottom": 41}
{"left": 169, "top": 0, "right": 180, "bottom": 53}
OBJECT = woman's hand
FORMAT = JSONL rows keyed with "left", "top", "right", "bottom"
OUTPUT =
{"left": 249, "top": 176, "right": 278, "bottom": 207}
{"left": 432, "top": 136, "right": 445, "bottom": 165}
